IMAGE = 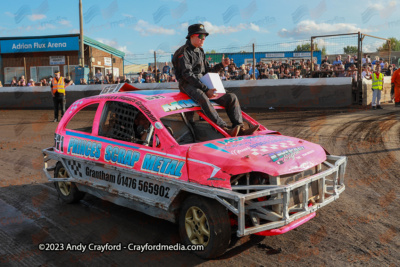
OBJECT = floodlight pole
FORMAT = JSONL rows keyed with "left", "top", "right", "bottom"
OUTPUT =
{"left": 79, "top": 0, "right": 84, "bottom": 67}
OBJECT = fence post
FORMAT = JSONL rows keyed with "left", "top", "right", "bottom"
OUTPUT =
{"left": 252, "top": 43, "right": 255, "bottom": 79}
{"left": 356, "top": 32, "right": 362, "bottom": 105}
{"left": 311, "top": 37, "right": 314, "bottom": 71}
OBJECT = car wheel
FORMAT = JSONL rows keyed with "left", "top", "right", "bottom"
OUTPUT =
{"left": 54, "top": 162, "right": 85, "bottom": 204}
{"left": 179, "top": 196, "right": 231, "bottom": 259}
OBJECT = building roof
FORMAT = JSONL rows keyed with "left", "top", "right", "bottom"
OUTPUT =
{"left": 0, "top": 34, "right": 125, "bottom": 58}
{"left": 83, "top": 36, "right": 125, "bottom": 58}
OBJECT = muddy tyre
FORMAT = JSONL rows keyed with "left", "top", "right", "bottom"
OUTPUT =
{"left": 54, "top": 162, "right": 85, "bottom": 204}
{"left": 179, "top": 195, "right": 231, "bottom": 259}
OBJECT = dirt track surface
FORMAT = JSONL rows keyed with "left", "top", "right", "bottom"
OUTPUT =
{"left": 0, "top": 106, "right": 399, "bottom": 266}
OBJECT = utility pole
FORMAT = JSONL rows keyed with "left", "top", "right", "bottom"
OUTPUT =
{"left": 79, "top": 0, "right": 84, "bottom": 67}
{"left": 154, "top": 51, "right": 157, "bottom": 82}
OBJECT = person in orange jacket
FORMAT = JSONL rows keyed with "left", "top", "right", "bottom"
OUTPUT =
{"left": 391, "top": 67, "right": 400, "bottom": 107}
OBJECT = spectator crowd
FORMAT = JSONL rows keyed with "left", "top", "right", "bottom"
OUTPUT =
{"left": 213, "top": 54, "right": 397, "bottom": 82}
{"left": 5, "top": 55, "right": 397, "bottom": 87}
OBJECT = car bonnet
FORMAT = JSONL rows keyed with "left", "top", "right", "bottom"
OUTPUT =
{"left": 188, "top": 134, "right": 326, "bottom": 177}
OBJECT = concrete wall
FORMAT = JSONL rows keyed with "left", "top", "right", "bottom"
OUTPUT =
{"left": 0, "top": 77, "right": 353, "bottom": 109}
{"left": 362, "top": 77, "right": 392, "bottom": 106}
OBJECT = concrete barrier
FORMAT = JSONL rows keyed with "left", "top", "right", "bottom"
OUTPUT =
{"left": 0, "top": 77, "right": 353, "bottom": 109}
{"left": 362, "top": 77, "right": 392, "bottom": 106}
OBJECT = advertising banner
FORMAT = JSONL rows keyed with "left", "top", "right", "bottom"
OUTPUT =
{"left": 50, "top": 56, "right": 66, "bottom": 65}
{"left": 0, "top": 37, "right": 79, "bottom": 53}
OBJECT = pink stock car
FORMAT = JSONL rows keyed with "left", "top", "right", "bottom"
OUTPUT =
{"left": 43, "top": 83, "right": 346, "bottom": 258}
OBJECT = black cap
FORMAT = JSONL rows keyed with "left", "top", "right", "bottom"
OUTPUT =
{"left": 54, "top": 70, "right": 60, "bottom": 74}
{"left": 186, "top": 24, "right": 209, "bottom": 39}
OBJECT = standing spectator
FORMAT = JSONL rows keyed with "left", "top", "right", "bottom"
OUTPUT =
{"left": 169, "top": 75, "right": 177, "bottom": 82}
{"left": 289, "top": 66, "right": 296, "bottom": 76}
{"left": 41, "top": 78, "right": 49, "bottom": 86}
{"left": 361, "top": 66, "right": 371, "bottom": 79}
{"left": 19, "top": 76, "right": 26, "bottom": 86}
{"left": 366, "top": 65, "right": 384, "bottom": 109}
{"left": 121, "top": 75, "right": 130, "bottom": 83}
{"left": 11, "top": 77, "right": 18, "bottom": 86}
{"left": 95, "top": 70, "right": 103, "bottom": 81}
{"left": 228, "top": 59, "right": 237, "bottom": 73}
{"left": 372, "top": 56, "right": 379, "bottom": 66}
{"left": 146, "top": 66, "right": 154, "bottom": 78}
{"left": 378, "top": 58, "right": 385, "bottom": 69}
{"left": 248, "top": 66, "right": 259, "bottom": 79}
{"left": 312, "top": 65, "right": 322, "bottom": 78}
{"left": 362, "top": 54, "right": 371, "bottom": 65}
{"left": 321, "top": 56, "right": 331, "bottom": 65}
{"left": 162, "top": 62, "right": 171, "bottom": 76}
{"left": 381, "top": 63, "right": 389, "bottom": 76}
{"left": 28, "top": 79, "right": 35, "bottom": 86}
{"left": 220, "top": 71, "right": 227, "bottom": 81}
{"left": 160, "top": 74, "right": 169, "bottom": 82}
{"left": 278, "top": 65, "right": 285, "bottom": 77}
{"left": 292, "top": 70, "right": 302, "bottom": 79}
{"left": 136, "top": 74, "right": 145, "bottom": 83}
{"left": 300, "top": 64, "right": 307, "bottom": 77}
{"left": 67, "top": 76, "right": 75, "bottom": 86}
{"left": 332, "top": 56, "right": 342, "bottom": 66}
{"left": 106, "top": 70, "right": 113, "bottom": 81}
{"left": 260, "top": 71, "right": 268, "bottom": 79}
{"left": 391, "top": 67, "right": 400, "bottom": 107}
{"left": 385, "top": 65, "right": 393, "bottom": 76}
{"left": 280, "top": 68, "right": 292, "bottom": 79}
{"left": 50, "top": 70, "right": 72, "bottom": 122}
{"left": 268, "top": 69, "right": 278, "bottom": 79}
{"left": 243, "top": 69, "right": 250, "bottom": 80}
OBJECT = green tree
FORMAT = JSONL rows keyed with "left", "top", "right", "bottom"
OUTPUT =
{"left": 343, "top": 45, "right": 358, "bottom": 54}
{"left": 294, "top": 43, "right": 326, "bottom": 56}
{"left": 376, "top": 37, "right": 400, "bottom": 51}
{"left": 294, "top": 43, "right": 312, "bottom": 51}
{"left": 206, "top": 49, "right": 217, "bottom": 53}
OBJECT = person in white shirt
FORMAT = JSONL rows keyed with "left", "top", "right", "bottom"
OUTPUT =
{"left": 95, "top": 70, "right": 103, "bottom": 81}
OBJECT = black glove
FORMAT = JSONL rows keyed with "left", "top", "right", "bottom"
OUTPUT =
{"left": 391, "top": 83, "right": 395, "bottom": 95}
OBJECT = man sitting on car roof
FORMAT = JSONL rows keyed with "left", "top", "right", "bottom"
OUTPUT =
{"left": 172, "top": 24, "right": 259, "bottom": 137}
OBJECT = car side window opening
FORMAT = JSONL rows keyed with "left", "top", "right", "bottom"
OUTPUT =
{"left": 65, "top": 103, "right": 99, "bottom": 133}
{"left": 161, "top": 109, "right": 254, "bottom": 145}
{"left": 98, "top": 101, "right": 153, "bottom": 146}
{"left": 161, "top": 110, "right": 226, "bottom": 145}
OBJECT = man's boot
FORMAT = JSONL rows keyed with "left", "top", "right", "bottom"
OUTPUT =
{"left": 223, "top": 125, "right": 240, "bottom": 137}
{"left": 377, "top": 105, "right": 383, "bottom": 109}
{"left": 239, "top": 124, "right": 260, "bottom": 136}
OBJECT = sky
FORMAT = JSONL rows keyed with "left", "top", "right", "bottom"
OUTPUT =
{"left": 0, "top": 0, "right": 399, "bottom": 64}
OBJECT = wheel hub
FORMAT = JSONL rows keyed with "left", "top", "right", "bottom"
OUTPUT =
{"left": 185, "top": 206, "right": 210, "bottom": 246}
{"left": 57, "top": 168, "right": 71, "bottom": 196}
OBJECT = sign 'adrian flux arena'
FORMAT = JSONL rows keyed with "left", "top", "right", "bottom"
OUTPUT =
{"left": 0, "top": 36, "right": 79, "bottom": 53}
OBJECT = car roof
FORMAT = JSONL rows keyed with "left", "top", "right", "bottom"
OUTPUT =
{"left": 89, "top": 89, "right": 223, "bottom": 119}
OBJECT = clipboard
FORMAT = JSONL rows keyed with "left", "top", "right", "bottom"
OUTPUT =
{"left": 200, "top": 73, "right": 226, "bottom": 93}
